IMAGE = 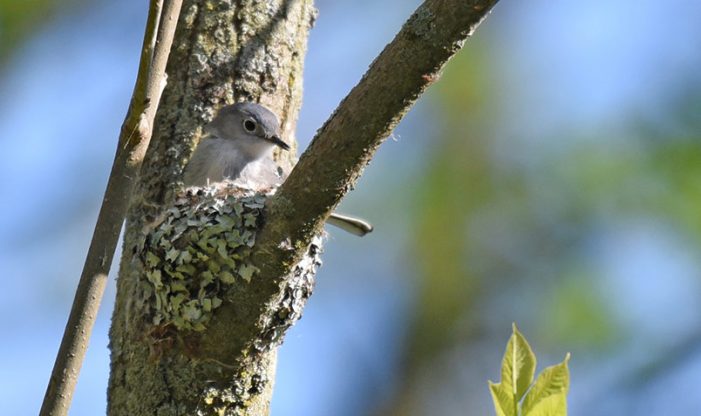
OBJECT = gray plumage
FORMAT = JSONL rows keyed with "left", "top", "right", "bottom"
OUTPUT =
{"left": 184, "top": 102, "right": 288, "bottom": 188}
{"left": 183, "top": 102, "right": 373, "bottom": 237}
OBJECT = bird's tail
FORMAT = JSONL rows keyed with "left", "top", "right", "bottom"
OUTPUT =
{"left": 326, "top": 213, "right": 373, "bottom": 237}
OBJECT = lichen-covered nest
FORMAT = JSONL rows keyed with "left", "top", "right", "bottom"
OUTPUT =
{"left": 137, "top": 184, "right": 281, "bottom": 331}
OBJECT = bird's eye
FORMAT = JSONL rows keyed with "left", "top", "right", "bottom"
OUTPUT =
{"left": 243, "top": 119, "right": 257, "bottom": 133}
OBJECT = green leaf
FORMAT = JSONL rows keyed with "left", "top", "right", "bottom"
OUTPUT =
{"left": 501, "top": 323, "right": 537, "bottom": 403}
{"left": 521, "top": 354, "right": 570, "bottom": 416}
{"left": 489, "top": 381, "right": 516, "bottom": 416}
{"left": 522, "top": 394, "right": 567, "bottom": 416}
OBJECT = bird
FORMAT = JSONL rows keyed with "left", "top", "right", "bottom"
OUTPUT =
{"left": 183, "top": 102, "right": 373, "bottom": 237}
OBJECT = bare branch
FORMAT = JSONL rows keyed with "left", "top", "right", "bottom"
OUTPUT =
{"left": 39, "top": 1, "right": 182, "bottom": 415}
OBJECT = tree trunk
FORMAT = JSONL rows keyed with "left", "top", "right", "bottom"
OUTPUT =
{"left": 107, "top": 1, "right": 315, "bottom": 415}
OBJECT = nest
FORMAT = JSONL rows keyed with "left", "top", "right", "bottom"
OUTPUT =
{"left": 136, "top": 183, "right": 321, "bottom": 334}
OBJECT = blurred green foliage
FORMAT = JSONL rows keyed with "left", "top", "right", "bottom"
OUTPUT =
{"left": 408, "top": 43, "right": 496, "bottom": 364}
{"left": 387, "top": 13, "right": 701, "bottom": 413}
{"left": 537, "top": 273, "right": 618, "bottom": 349}
{"left": 0, "top": 0, "right": 81, "bottom": 63}
{"left": 408, "top": 52, "right": 701, "bottom": 361}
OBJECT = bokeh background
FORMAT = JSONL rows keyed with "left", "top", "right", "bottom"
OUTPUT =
{"left": 2, "top": 0, "right": 701, "bottom": 414}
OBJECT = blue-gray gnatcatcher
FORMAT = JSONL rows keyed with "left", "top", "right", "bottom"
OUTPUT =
{"left": 183, "top": 102, "right": 373, "bottom": 236}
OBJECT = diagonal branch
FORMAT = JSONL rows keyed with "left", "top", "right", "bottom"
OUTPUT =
{"left": 40, "top": 1, "right": 182, "bottom": 415}
{"left": 199, "top": 0, "right": 500, "bottom": 360}
{"left": 254, "top": 0, "right": 499, "bottom": 280}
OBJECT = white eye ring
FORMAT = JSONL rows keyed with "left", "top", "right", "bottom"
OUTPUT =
{"left": 243, "top": 118, "right": 257, "bottom": 133}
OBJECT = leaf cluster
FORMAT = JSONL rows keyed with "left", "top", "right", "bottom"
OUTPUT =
{"left": 489, "top": 324, "right": 570, "bottom": 416}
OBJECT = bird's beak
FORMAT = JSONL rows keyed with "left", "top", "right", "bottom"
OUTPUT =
{"left": 265, "top": 135, "right": 290, "bottom": 151}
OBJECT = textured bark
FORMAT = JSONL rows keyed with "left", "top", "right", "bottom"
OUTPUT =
{"left": 108, "top": 1, "right": 315, "bottom": 415}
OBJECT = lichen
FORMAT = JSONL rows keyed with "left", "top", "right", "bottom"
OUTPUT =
{"left": 196, "top": 358, "right": 274, "bottom": 416}
{"left": 138, "top": 184, "right": 271, "bottom": 331}
{"left": 406, "top": 6, "right": 436, "bottom": 40}
{"left": 255, "top": 235, "right": 322, "bottom": 352}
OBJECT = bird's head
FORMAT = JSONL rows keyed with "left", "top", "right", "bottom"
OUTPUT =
{"left": 205, "top": 102, "right": 290, "bottom": 160}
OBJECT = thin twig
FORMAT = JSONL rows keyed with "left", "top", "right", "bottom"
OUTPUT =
{"left": 39, "top": 1, "right": 182, "bottom": 415}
